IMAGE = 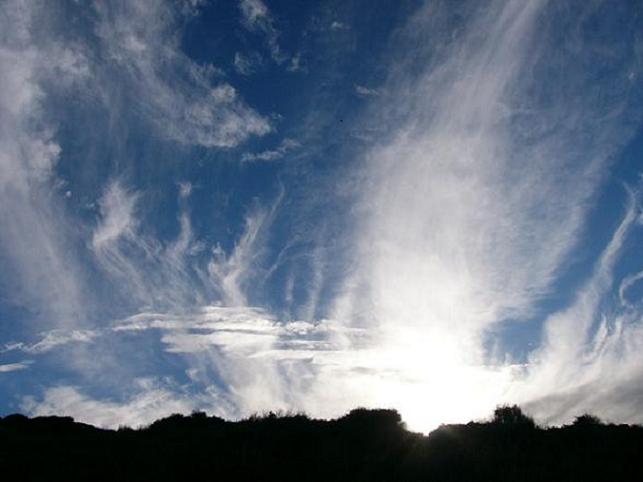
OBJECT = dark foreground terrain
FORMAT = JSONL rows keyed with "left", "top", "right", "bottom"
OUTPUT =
{"left": 1, "top": 406, "right": 642, "bottom": 481}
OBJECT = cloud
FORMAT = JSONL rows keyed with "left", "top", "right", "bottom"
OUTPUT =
{"left": 208, "top": 193, "right": 283, "bottom": 305}
{"left": 0, "top": 0, "right": 271, "bottom": 336}
{"left": 287, "top": 53, "right": 302, "bottom": 73}
{"left": 3, "top": 0, "right": 643, "bottom": 435}
{"left": 354, "top": 85, "right": 379, "bottom": 97}
{"left": 321, "top": 0, "right": 643, "bottom": 429}
{"left": 178, "top": 181, "right": 192, "bottom": 199}
{"left": 109, "top": 305, "right": 376, "bottom": 420}
{"left": 113, "top": 306, "right": 357, "bottom": 357}
{"left": 511, "top": 188, "right": 643, "bottom": 425}
{"left": 20, "top": 379, "right": 208, "bottom": 428}
{"left": 330, "top": 21, "right": 348, "bottom": 31}
{"left": 241, "top": 138, "right": 300, "bottom": 162}
{"left": 71, "top": 0, "right": 643, "bottom": 432}
{"left": 0, "top": 361, "right": 33, "bottom": 373}
{"left": 88, "top": 177, "right": 283, "bottom": 312}
{"left": 92, "top": 181, "right": 139, "bottom": 250}
{"left": 233, "top": 51, "right": 264, "bottom": 76}
{"left": 619, "top": 268, "right": 643, "bottom": 307}
{"left": 89, "top": 181, "right": 205, "bottom": 311}
{"left": 239, "top": 0, "right": 287, "bottom": 64}
{"left": 0, "top": 0, "right": 90, "bottom": 329}
{"left": 95, "top": 1, "right": 271, "bottom": 147}
{"left": 3, "top": 330, "right": 98, "bottom": 355}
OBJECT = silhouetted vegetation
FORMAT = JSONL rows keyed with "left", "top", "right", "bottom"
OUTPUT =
{"left": 1, "top": 406, "right": 642, "bottom": 481}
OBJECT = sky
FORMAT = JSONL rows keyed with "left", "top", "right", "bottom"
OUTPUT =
{"left": 1, "top": 0, "right": 643, "bottom": 433}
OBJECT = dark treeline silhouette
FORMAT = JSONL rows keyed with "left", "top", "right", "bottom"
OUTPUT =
{"left": 1, "top": 405, "right": 643, "bottom": 481}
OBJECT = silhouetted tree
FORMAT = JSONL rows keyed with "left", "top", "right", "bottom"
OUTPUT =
{"left": 572, "top": 413, "right": 603, "bottom": 426}
{"left": 492, "top": 405, "right": 536, "bottom": 427}
{"left": 2, "top": 406, "right": 643, "bottom": 481}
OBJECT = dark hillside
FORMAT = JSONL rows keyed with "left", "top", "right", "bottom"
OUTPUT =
{"left": 1, "top": 407, "right": 642, "bottom": 481}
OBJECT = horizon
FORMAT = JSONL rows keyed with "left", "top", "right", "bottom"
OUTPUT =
{"left": 1, "top": 0, "right": 643, "bottom": 434}
{"left": 0, "top": 404, "right": 624, "bottom": 434}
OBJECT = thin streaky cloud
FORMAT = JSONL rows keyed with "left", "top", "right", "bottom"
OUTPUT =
{"left": 241, "top": 138, "right": 300, "bottom": 163}
{"left": 0, "top": 361, "right": 33, "bottom": 373}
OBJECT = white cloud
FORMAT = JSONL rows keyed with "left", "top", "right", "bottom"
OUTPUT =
{"left": 63, "top": 0, "right": 639, "bottom": 432}
{"left": 113, "top": 306, "right": 355, "bottom": 357}
{"left": 354, "top": 85, "right": 379, "bottom": 97}
{"left": 239, "top": 0, "right": 270, "bottom": 25}
{"left": 89, "top": 181, "right": 206, "bottom": 310}
{"left": 241, "top": 138, "right": 300, "bottom": 162}
{"left": 0, "top": 361, "right": 33, "bottom": 373}
{"left": 320, "top": 0, "right": 643, "bottom": 430}
{"left": 287, "top": 53, "right": 302, "bottom": 73}
{"left": 208, "top": 196, "right": 282, "bottom": 305}
{"left": 0, "top": 1, "right": 90, "bottom": 329}
{"left": 92, "top": 181, "right": 139, "bottom": 250}
{"left": 95, "top": 1, "right": 271, "bottom": 147}
{"left": 510, "top": 189, "right": 643, "bottom": 425}
{"left": 178, "top": 181, "right": 192, "bottom": 199}
{"left": 3, "top": 330, "right": 98, "bottom": 355}
{"left": 619, "top": 268, "right": 643, "bottom": 307}
{"left": 234, "top": 51, "right": 263, "bottom": 76}
{"left": 87, "top": 177, "right": 282, "bottom": 313}
{"left": 239, "top": 0, "right": 287, "bottom": 64}
{"left": 110, "top": 306, "right": 370, "bottom": 420}
{"left": 21, "top": 380, "right": 207, "bottom": 428}
{"left": 330, "top": 21, "right": 348, "bottom": 31}
{"left": 3, "top": 0, "right": 643, "bottom": 435}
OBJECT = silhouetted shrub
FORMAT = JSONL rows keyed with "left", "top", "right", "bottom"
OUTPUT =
{"left": 2, "top": 407, "right": 643, "bottom": 481}
{"left": 572, "top": 413, "right": 603, "bottom": 426}
{"left": 492, "top": 405, "right": 536, "bottom": 428}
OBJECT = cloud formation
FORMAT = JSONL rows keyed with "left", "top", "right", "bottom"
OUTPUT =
{"left": 234, "top": 51, "right": 264, "bottom": 76}
{"left": 0, "top": 361, "right": 33, "bottom": 373}
{"left": 354, "top": 85, "right": 379, "bottom": 97}
{"left": 95, "top": 1, "right": 271, "bottom": 148}
{"left": 21, "top": 380, "right": 203, "bottom": 428}
{"left": 3, "top": 330, "right": 98, "bottom": 355}
{"left": 0, "top": 0, "right": 90, "bottom": 330}
{"left": 241, "top": 138, "right": 300, "bottom": 163}
{"left": 3, "top": 0, "right": 643, "bottom": 434}
{"left": 325, "top": 0, "right": 643, "bottom": 427}
{"left": 239, "top": 0, "right": 286, "bottom": 64}
{"left": 515, "top": 188, "right": 643, "bottom": 424}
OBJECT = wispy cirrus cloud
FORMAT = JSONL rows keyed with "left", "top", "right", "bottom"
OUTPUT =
{"left": 239, "top": 0, "right": 287, "bottom": 64}
{"left": 6, "top": 0, "right": 643, "bottom": 435}
{"left": 0, "top": 0, "right": 91, "bottom": 330}
{"left": 330, "top": 21, "right": 348, "bottom": 31}
{"left": 95, "top": 1, "right": 271, "bottom": 148}
{"left": 354, "top": 84, "right": 379, "bottom": 97}
{"left": 0, "top": 0, "right": 272, "bottom": 329}
{"left": 20, "top": 379, "right": 207, "bottom": 429}
{"left": 323, "top": 0, "right": 643, "bottom": 428}
{"left": 2, "top": 330, "right": 98, "bottom": 355}
{"left": 0, "top": 361, "right": 33, "bottom": 373}
{"left": 89, "top": 180, "right": 206, "bottom": 311}
{"left": 113, "top": 306, "right": 357, "bottom": 358}
{"left": 207, "top": 191, "right": 283, "bottom": 306}
{"left": 92, "top": 181, "right": 139, "bottom": 250}
{"left": 233, "top": 51, "right": 264, "bottom": 76}
{"left": 514, "top": 188, "right": 643, "bottom": 424}
{"left": 88, "top": 176, "right": 283, "bottom": 312}
{"left": 241, "top": 138, "right": 300, "bottom": 163}
{"left": 0, "top": 1, "right": 280, "bottom": 414}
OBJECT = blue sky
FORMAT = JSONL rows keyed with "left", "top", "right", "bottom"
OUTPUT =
{"left": 1, "top": 0, "right": 643, "bottom": 432}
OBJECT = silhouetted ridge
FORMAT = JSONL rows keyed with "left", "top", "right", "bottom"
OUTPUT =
{"left": 1, "top": 406, "right": 642, "bottom": 481}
